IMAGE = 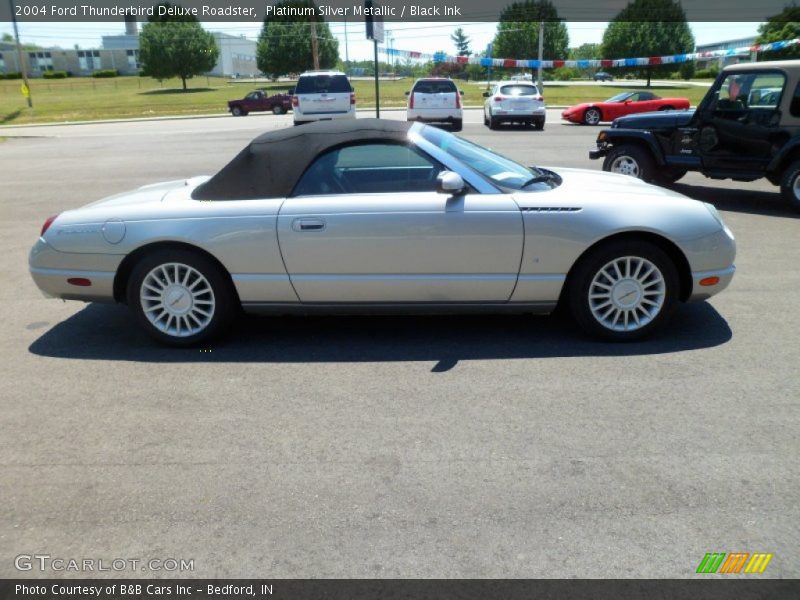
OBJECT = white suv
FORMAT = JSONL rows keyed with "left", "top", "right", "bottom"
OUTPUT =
{"left": 292, "top": 71, "right": 356, "bottom": 125}
{"left": 483, "top": 81, "right": 546, "bottom": 130}
{"left": 406, "top": 78, "right": 463, "bottom": 131}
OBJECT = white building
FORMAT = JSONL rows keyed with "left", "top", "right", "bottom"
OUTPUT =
{"left": 208, "top": 32, "right": 259, "bottom": 78}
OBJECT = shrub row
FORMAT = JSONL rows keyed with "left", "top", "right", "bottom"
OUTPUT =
{"left": 0, "top": 72, "right": 23, "bottom": 79}
{"left": 92, "top": 69, "right": 119, "bottom": 78}
{"left": 42, "top": 70, "right": 69, "bottom": 79}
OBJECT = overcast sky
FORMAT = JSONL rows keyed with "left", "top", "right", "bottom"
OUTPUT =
{"left": 0, "top": 21, "right": 762, "bottom": 60}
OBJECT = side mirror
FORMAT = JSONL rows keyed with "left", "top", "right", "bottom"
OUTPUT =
{"left": 436, "top": 171, "right": 466, "bottom": 195}
{"left": 404, "top": 91, "right": 410, "bottom": 96}
{"left": 624, "top": 99, "right": 632, "bottom": 104}
{"left": 482, "top": 91, "right": 490, "bottom": 97}
{"left": 459, "top": 90, "right": 464, "bottom": 96}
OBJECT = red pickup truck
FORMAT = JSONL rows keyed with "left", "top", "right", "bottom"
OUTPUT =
{"left": 228, "top": 89, "right": 293, "bottom": 116}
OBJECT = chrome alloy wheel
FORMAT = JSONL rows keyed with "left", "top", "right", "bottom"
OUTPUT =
{"left": 139, "top": 262, "right": 215, "bottom": 338}
{"left": 588, "top": 256, "right": 666, "bottom": 332}
{"left": 609, "top": 155, "right": 640, "bottom": 177}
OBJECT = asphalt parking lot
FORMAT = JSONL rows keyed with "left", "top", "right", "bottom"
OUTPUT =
{"left": 1, "top": 109, "right": 798, "bottom": 578}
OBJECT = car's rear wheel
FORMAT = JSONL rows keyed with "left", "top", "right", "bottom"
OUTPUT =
{"left": 568, "top": 240, "right": 679, "bottom": 341}
{"left": 533, "top": 118, "right": 545, "bottom": 131}
{"left": 489, "top": 116, "right": 499, "bottom": 130}
{"left": 779, "top": 159, "right": 800, "bottom": 212}
{"left": 127, "top": 248, "right": 236, "bottom": 347}
{"left": 231, "top": 106, "right": 243, "bottom": 117}
{"left": 603, "top": 144, "right": 655, "bottom": 182}
{"left": 451, "top": 119, "right": 463, "bottom": 132}
{"left": 659, "top": 105, "right": 674, "bottom": 111}
{"left": 483, "top": 112, "right": 489, "bottom": 126}
{"left": 272, "top": 105, "right": 284, "bottom": 115}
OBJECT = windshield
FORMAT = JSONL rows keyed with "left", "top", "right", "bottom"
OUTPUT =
{"left": 420, "top": 125, "right": 546, "bottom": 190}
{"left": 606, "top": 92, "right": 634, "bottom": 103}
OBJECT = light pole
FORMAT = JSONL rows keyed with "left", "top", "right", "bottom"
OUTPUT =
{"left": 537, "top": 20, "right": 544, "bottom": 91}
{"left": 9, "top": 0, "right": 32, "bottom": 108}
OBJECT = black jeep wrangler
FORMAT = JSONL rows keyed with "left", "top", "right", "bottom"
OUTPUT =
{"left": 590, "top": 60, "right": 800, "bottom": 211}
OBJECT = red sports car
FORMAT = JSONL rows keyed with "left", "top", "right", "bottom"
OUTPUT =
{"left": 561, "top": 91, "right": 690, "bottom": 125}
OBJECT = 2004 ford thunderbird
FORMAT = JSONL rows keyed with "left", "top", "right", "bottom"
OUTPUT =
{"left": 29, "top": 119, "right": 736, "bottom": 346}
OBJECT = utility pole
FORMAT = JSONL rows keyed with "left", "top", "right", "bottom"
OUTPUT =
{"left": 537, "top": 20, "right": 544, "bottom": 91}
{"left": 310, "top": 19, "right": 320, "bottom": 70}
{"left": 9, "top": 0, "right": 32, "bottom": 108}
{"left": 344, "top": 17, "right": 349, "bottom": 73}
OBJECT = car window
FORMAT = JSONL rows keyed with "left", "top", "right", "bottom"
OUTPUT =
{"left": 295, "top": 74, "right": 351, "bottom": 94}
{"left": 638, "top": 92, "right": 658, "bottom": 101}
{"left": 293, "top": 143, "right": 443, "bottom": 196}
{"left": 607, "top": 92, "right": 634, "bottom": 103}
{"left": 245, "top": 92, "right": 261, "bottom": 100}
{"left": 717, "top": 72, "right": 786, "bottom": 110}
{"left": 414, "top": 80, "right": 457, "bottom": 94}
{"left": 420, "top": 126, "right": 553, "bottom": 191}
{"left": 499, "top": 85, "right": 538, "bottom": 96}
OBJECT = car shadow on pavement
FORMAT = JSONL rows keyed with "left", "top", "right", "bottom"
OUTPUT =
{"left": 29, "top": 301, "right": 731, "bottom": 369}
{"left": 673, "top": 183, "right": 799, "bottom": 218}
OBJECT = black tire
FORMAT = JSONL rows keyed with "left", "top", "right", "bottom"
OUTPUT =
{"left": 451, "top": 119, "right": 463, "bottom": 132}
{"left": 779, "top": 159, "right": 800, "bottom": 212}
{"left": 602, "top": 144, "right": 657, "bottom": 182}
{"left": 533, "top": 118, "right": 545, "bottom": 131}
{"left": 272, "top": 104, "right": 284, "bottom": 115}
{"left": 483, "top": 112, "right": 489, "bottom": 126}
{"left": 231, "top": 106, "right": 243, "bottom": 117}
{"left": 583, "top": 107, "right": 602, "bottom": 125}
{"left": 127, "top": 248, "right": 237, "bottom": 347}
{"left": 654, "top": 168, "right": 687, "bottom": 185}
{"left": 659, "top": 105, "right": 674, "bottom": 111}
{"left": 489, "top": 116, "right": 499, "bottom": 130}
{"left": 567, "top": 240, "right": 679, "bottom": 342}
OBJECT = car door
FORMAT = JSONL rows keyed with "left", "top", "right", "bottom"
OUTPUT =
{"left": 697, "top": 70, "right": 787, "bottom": 171}
{"left": 277, "top": 142, "right": 524, "bottom": 303}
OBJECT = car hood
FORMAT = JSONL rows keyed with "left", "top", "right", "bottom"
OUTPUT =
{"left": 562, "top": 103, "right": 592, "bottom": 113}
{"left": 520, "top": 167, "right": 699, "bottom": 208}
{"left": 613, "top": 109, "right": 695, "bottom": 129}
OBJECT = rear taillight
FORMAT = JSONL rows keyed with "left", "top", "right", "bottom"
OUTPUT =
{"left": 41, "top": 214, "right": 59, "bottom": 237}
{"left": 291, "top": 95, "right": 298, "bottom": 107}
{"left": 535, "top": 95, "right": 543, "bottom": 101}
{"left": 493, "top": 96, "right": 503, "bottom": 102}
{"left": 409, "top": 93, "right": 414, "bottom": 109}
{"left": 350, "top": 92, "right": 356, "bottom": 105}
{"left": 455, "top": 92, "right": 461, "bottom": 109}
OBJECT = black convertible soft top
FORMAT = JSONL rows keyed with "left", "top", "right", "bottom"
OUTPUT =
{"left": 192, "top": 119, "right": 415, "bottom": 200}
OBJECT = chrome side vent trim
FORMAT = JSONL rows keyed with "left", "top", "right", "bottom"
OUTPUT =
{"left": 520, "top": 207, "right": 582, "bottom": 213}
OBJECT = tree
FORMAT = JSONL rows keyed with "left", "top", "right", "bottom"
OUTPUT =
{"left": 601, "top": 0, "right": 694, "bottom": 87}
{"left": 451, "top": 27, "right": 471, "bottom": 56}
{"left": 139, "top": 3, "right": 219, "bottom": 90}
{"left": 257, "top": 1, "right": 339, "bottom": 77}
{"left": 755, "top": 4, "right": 800, "bottom": 61}
{"left": 491, "top": 0, "right": 569, "bottom": 74}
{"left": 2, "top": 33, "right": 13, "bottom": 43}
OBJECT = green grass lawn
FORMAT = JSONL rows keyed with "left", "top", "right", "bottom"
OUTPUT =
{"left": 0, "top": 75, "right": 711, "bottom": 126}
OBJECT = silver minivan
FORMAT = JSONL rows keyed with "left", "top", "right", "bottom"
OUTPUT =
{"left": 292, "top": 71, "right": 356, "bottom": 125}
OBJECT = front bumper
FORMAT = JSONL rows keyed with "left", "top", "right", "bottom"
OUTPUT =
{"left": 688, "top": 266, "right": 735, "bottom": 301}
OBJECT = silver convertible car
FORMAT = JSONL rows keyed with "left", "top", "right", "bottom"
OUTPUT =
{"left": 29, "top": 119, "right": 736, "bottom": 346}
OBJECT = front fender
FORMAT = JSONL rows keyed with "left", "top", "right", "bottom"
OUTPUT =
{"left": 592, "top": 129, "right": 665, "bottom": 165}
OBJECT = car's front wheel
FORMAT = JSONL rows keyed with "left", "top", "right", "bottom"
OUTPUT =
{"left": 127, "top": 248, "right": 236, "bottom": 346}
{"left": 583, "top": 107, "right": 601, "bottom": 125}
{"left": 568, "top": 241, "right": 679, "bottom": 341}
{"left": 779, "top": 159, "right": 800, "bottom": 212}
{"left": 602, "top": 144, "right": 655, "bottom": 182}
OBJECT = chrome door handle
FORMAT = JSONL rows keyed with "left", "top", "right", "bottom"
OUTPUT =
{"left": 292, "top": 217, "right": 326, "bottom": 232}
